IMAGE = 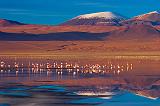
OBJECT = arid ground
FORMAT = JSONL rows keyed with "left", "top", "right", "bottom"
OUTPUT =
{"left": 0, "top": 40, "right": 160, "bottom": 58}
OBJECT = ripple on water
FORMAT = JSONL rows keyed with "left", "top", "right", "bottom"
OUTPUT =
{"left": 0, "top": 91, "right": 31, "bottom": 97}
{"left": 0, "top": 104, "right": 10, "bottom": 106}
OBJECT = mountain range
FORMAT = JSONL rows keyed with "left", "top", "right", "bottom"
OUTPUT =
{"left": 0, "top": 11, "right": 160, "bottom": 41}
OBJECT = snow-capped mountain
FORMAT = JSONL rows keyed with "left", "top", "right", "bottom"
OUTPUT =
{"left": 74, "top": 12, "right": 124, "bottom": 20}
{"left": 134, "top": 11, "right": 160, "bottom": 22}
{"left": 61, "top": 12, "right": 126, "bottom": 26}
{"left": 121, "top": 11, "right": 160, "bottom": 26}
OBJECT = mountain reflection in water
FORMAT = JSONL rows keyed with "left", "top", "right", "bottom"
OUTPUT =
{"left": 0, "top": 57, "right": 160, "bottom": 106}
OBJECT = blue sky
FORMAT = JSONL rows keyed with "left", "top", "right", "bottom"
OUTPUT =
{"left": 0, "top": 0, "right": 160, "bottom": 25}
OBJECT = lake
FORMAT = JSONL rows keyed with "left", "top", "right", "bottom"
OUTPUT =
{"left": 0, "top": 56, "right": 160, "bottom": 106}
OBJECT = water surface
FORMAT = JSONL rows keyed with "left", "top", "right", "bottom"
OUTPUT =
{"left": 0, "top": 57, "right": 160, "bottom": 106}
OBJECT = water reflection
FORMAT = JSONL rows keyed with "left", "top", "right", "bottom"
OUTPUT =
{"left": 0, "top": 57, "right": 160, "bottom": 106}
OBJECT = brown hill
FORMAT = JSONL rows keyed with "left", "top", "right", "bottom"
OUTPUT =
{"left": 0, "top": 24, "right": 159, "bottom": 41}
{"left": 0, "top": 19, "right": 25, "bottom": 27}
{"left": 0, "top": 19, "right": 160, "bottom": 41}
{"left": 107, "top": 24, "right": 160, "bottom": 40}
{"left": 0, "top": 25, "right": 119, "bottom": 34}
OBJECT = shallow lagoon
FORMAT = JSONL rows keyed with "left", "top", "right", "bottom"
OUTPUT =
{"left": 0, "top": 57, "right": 160, "bottom": 106}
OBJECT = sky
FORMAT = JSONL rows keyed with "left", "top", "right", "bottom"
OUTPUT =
{"left": 0, "top": 0, "right": 160, "bottom": 25}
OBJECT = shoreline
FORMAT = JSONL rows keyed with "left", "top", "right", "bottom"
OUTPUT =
{"left": 0, "top": 52, "right": 160, "bottom": 61}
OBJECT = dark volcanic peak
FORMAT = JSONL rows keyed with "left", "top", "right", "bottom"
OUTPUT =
{"left": 107, "top": 24, "right": 160, "bottom": 40}
{"left": 0, "top": 19, "right": 25, "bottom": 27}
{"left": 61, "top": 12, "right": 126, "bottom": 26}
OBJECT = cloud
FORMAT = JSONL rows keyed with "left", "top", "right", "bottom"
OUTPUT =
{"left": 0, "top": 8, "right": 70, "bottom": 18}
{"left": 75, "top": 1, "right": 133, "bottom": 9}
{"left": 7, "top": 12, "right": 70, "bottom": 17}
{"left": 76, "top": 2, "right": 120, "bottom": 8}
{"left": 0, "top": 8, "right": 29, "bottom": 12}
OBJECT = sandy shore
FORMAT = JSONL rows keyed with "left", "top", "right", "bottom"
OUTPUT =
{"left": 0, "top": 41, "right": 160, "bottom": 57}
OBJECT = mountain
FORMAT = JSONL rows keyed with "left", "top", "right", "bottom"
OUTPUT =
{"left": 1, "top": 24, "right": 159, "bottom": 41}
{"left": 0, "top": 11, "right": 160, "bottom": 41}
{"left": 134, "top": 11, "right": 160, "bottom": 22}
{"left": 0, "top": 24, "right": 120, "bottom": 34}
{"left": 121, "top": 11, "right": 160, "bottom": 26}
{"left": 107, "top": 24, "right": 160, "bottom": 40}
{"left": 0, "top": 19, "right": 25, "bottom": 27}
{"left": 61, "top": 12, "right": 126, "bottom": 26}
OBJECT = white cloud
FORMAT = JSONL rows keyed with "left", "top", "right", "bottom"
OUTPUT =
{"left": 76, "top": 2, "right": 120, "bottom": 8}
{"left": 0, "top": 8, "right": 70, "bottom": 17}
{"left": 75, "top": 1, "right": 132, "bottom": 9}
{"left": 0, "top": 8, "right": 29, "bottom": 12}
{"left": 7, "top": 12, "right": 70, "bottom": 17}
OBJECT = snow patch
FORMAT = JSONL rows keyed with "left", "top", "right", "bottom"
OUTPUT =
{"left": 135, "top": 10, "right": 160, "bottom": 18}
{"left": 74, "top": 12, "right": 124, "bottom": 20}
